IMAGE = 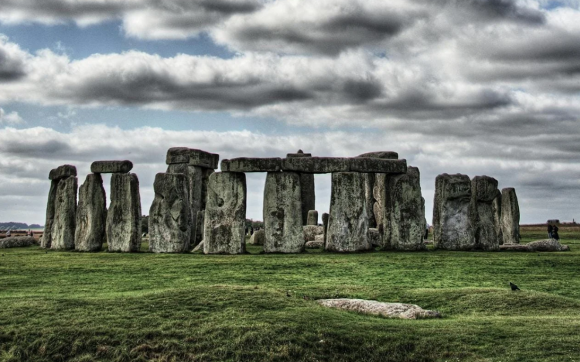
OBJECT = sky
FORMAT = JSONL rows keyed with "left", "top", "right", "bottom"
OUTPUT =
{"left": 0, "top": 0, "right": 579, "bottom": 225}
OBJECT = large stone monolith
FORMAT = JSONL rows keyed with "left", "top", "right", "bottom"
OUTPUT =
{"left": 203, "top": 172, "right": 247, "bottom": 254}
{"left": 383, "top": 167, "right": 426, "bottom": 251}
{"left": 492, "top": 190, "right": 503, "bottom": 245}
{"left": 75, "top": 173, "right": 106, "bottom": 251}
{"left": 51, "top": 176, "right": 78, "bottom": 250}
{"left": 322, "top": 212, "right": 329, "bottom": 247}
{"left": 167, "top": 163, "right": 202, "bottom": 247}
{"left": 326, "top": 172, "right": 371, "bottom": 252}
{"left": 358, "top": 152, "right": 399, "bottom": 230}
{"left": 149, "top": 173, "right": 191, "bottom": 253}
{"left": 501, "top": 188, "right": 520, "bottom": 244}
{"left": 42, "top": 180, "right": 58, "bottom": 249}
{"left": 433, "top": 174, "right": 474, "bottom": 250}
{"left": 471, "top": 176, "right": 500, "bottom": 251}
{"left": 287, "top": 150, "right": 315, "bottom": 225}
{"left": 106, "top": 173, "right": 142, "bottom": 252}
{"left": 263, "top": 172, "right": 304, "bottom": 253}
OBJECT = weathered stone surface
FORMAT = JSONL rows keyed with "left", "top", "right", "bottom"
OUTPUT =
{"left": 263, "top": 172, "right": 304, "bottom": 253}
{"left": 192, "top": 240, "right": 204, "bottom": 252}
{"left": 500, "top": 239, "right": 570, "bottom": 252}
{"left": 75, "top": 173, "right": 107, "bottom": 251}
{"left": 303, "top": 225, "right": 324, "bottom": 241}
{"left": 373, "top": 174, "right": 387, "bottom": 230}
{"left": 307, "top": 210, "right": 318, "bottom": 225}
{"left": 383, "top": 167, "right": 426, "bottom": 251}
{"left": 42, "top": 180, "right": 58, "bottom": 248}
{"left": 362, "top": 173, "right": 377, "bottom": 228}
{"left": 221, "top": 158, "right": 282, "bottom": 172}
{"left": 282, "top": 157, "right": 406, "bottom": 174}
{"left": 317, "top": 299, "right": 441, "bottom": 319}
{"left": 106, "top": 173, "right": 142, "bottom": 252}
{"left": 326, "top": 172, "right": 371, "bottom": 252}
{"left": 501, "top": 188, "right": 520, "bottom": 245}
{"left": 203, "top": 172, "right": 247, "bottom": 254}
{"left": 287, "top": 151, "right": 312, "bottom": 158}
{"left": 322, "top": 212, "right": 329, "bottom": 247}
{"left": 358, "top": 151, "right": 399, "bottom": 160}
{"left": 166, "top": 147, "right": 219, "bottom": 168}
{"left": 149, "top": 173, "right": 191, "bottom": 253}
{"left": 305, "top": 239, "right": 324, "bottom": 249}
{"left": 167, "top": 163, "right": 203, "bottom": 247}
{"left": 195, "top": 210, "right": 204, "bottom": 246}
{"left": 91, "top": 160, "right": 133, "bottom": 174}
{"left": 368, "top": 228, "right": 381, "bottom": 247}
{"left": 492, "top": 190, "right": 503, "bottom": 245}
{"left": 0, "top": 236, "right": 37, "bottom": 249}
{"left": 349, "top": 158, "right": 407, "bottom": 173}
{"left": 433, "top": 174, "right": 474, "bottom": 250}
{"left": 299, "top": 173, "right": 315, "bottom": 225}
{"left": 48, "top": 164, "right": 77, "bottom": 181}
{"left": 51, "top": 176, "right": 77, "bottom": 250}
{"left": 249, "top": 229, "right": 265, "bottom": 245}
{"left": 200, "top": 168, "right": 214, "bottom": 211}
{"left": 470, "top": 176, "right": 500, "bottom": 251}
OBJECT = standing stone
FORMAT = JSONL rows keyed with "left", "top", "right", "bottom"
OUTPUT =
{"left": 42, "top": 180, "right": 58, "bottom": 248}
{"left": 433, "top": 174, "right": 474, "bottom": 250}
{"left": 501, "top": 188, "right": 520, "bottom": 245}
{"left": 263, "top": 172, "right": 304, "bottom": 253}
{"left": 322, "top": 212, "right": 329, "bottom": 248}
{"left": 167, "top": 163, "right": 203, "bottom": 247}
{"left": 203, "top": 172, "right": 247, "bottom": 254}
{"left": 492, "top": 190, "right": 503, "bottom": 245}
{"left": 358, "top": 152, "right": 399, "bottom": 230}
{"left": 195, "top": 210, "right": 205, "bottom": 246}
{"left": 287, "top": 150, "right": 315, "bottom": 225}
{"left": 51, "top": 176, "right": 78, "bottom": 250}
{"left": 471, "top": 176, "right": 500, "bottom": 251}
{"left": 307, "top": 210, "right": 318, "bottom": 226}
{"left": 75, "top": 174, "right": 107, "bottom": 251}
{"left": 249, "top": 229, "right": 265, "bottom": 245}
{"left": 326, "top": 172, "right": 372, "bottom": 252}
{"left": 106, "top": 173, "right": 142, "bottom": 252}
{"left": 383, "top": 167, "right": 426, "bottom": 251}
{"left": 149, "top": 173, "right": 191, "bottom": 253}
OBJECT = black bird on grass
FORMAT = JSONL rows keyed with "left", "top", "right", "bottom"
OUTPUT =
{"left": 510, "top": 282, "right": 520, "bottom": 291}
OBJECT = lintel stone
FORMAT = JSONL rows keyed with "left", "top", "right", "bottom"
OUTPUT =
{"left": 48, "top": 164, "right": 77, "bottom": 180}
{"left": 221, "top": 158, "right": 282, "bottom": 172}
{"left": 91, "top": 160, "right": 133, "bottom": 174}
{"left": 166, "top": 147, "right": 219, "bottom": 168}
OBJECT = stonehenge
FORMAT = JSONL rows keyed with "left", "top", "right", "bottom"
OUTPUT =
{"left": 41, "top": 147, "right": 525, "bottom": 256}
{"left": 262, "top": 172, "right": 304, "bottom": 253}
{"left": 203, "top": 172, "right": 247, "bottom": 254}
{"left": 501, "top": 188, "right": 520, "bottom": 244}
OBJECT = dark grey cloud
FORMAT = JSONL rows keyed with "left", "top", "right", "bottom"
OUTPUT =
{"left": 461, "top": 0, "right": 545, "bottom": 24}
{"left": 0, "top": 44, "right": 26, "bottom": 81}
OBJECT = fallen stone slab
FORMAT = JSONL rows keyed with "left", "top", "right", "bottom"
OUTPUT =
{"left": 91, "top": 160, "right": 133, "bottom": 174}
{"left": 221, "top": 158, "right": 282, "bottom": 172}
{"left": 317, "top": 299, "right": 441, "bottom": 319}
{"left": 48, "top": 164, "right": 77, "bottom": 181}
{"left": 0, "top": 236, "right": 37, "bottom": 249}
{"left": 166, "top": 147, "right": 219, "bottom": 168}
{"left": 500, "top": 239, "right": 570, "bottom": 252}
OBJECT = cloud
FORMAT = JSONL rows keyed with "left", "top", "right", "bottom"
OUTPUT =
{"left": 0, "top": 108, "right": 24, "bottom": 125}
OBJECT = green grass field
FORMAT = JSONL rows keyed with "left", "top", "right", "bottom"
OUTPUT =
{"left": 1, "top": 227, "right": 579, "bottom": 362}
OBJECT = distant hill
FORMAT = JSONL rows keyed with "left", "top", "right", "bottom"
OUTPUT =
{"left": 0, "top": 222, "right": 44, "bottom": 230}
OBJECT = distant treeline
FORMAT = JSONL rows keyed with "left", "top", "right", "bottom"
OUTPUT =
{"left": 0, "top": 222, "right": 44, "bottom": 230}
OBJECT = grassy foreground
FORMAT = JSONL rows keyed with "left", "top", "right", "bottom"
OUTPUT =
{"left": 1, "top": 227, "right": 579, "bottom": 362}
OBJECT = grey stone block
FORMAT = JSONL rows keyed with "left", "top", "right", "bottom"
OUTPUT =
{"left": 307, "top": 210, "right": 318, "bottom": 226}
{"left": 471, "top": 176, "right": 500, "bottom": 251}
{"left": 203, "top": 172, "right": 247, "bottom": 254}
{"left": 106, "top": 173, "right": 142, "bottom": 252}
{"left": 48, "top": 164, "right": 77, "bottom": 181}
{"left": 357, "top": 151, "right": 399, "bottom": 159}
{"left": 42, "top": 180, "right": 58, "bottom": 248}
{"left": 166, "top": 147, "right": 219, "bottom": 168}
{"left": 501, "top": 188, "right": 520, "bottom": 245}
{"left": 75, "top": 173, "right": 107, "bottom": 251}
{"left": 91, "top": 160, "right": 133, "bottom": 174}
{"left": 51, "top": 176, "right": 77, "bottom": 250}
{"left": 220, "top": 158, "right": 282, "bottom": 172}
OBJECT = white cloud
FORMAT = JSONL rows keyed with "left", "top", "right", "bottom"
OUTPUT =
{"left": 0, "top": 108, "right": 24, "bottom": 124}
